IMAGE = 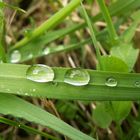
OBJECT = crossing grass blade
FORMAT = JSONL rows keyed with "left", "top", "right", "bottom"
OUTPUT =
{"left": 0, "top": 117, "right": 60, "bottom": 140}
{"left": 0, "top": 93, "right": 95, "bottom": 140}
{"left": 0, "top": 63, "right": 140, "bottom": 100}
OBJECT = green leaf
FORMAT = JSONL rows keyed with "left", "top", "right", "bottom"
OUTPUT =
{"left": 97, "top": 55, "right": 129, "bottom": 72}
{"left": 111, "top": 43, "right": 139, "bottom": 71}
{"left": 92, "top": 103, "right": 112, "bottom": 128}
{"left": 131, "top": 10, "right": 140, "bottom": 22}
{"left": 109, "top": 101, "right": 132, "bottom": 123}
{"left": 0, "top": 93, "right": 95, "bottom": 140}
{"left": 56, "top": 101, "right": 78, "bottom": 119}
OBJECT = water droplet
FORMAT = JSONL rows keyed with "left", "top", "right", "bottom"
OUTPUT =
{"left": 134, "top": 81, "right": 140, "bottom": 88}
{"left": 25, "top": 93, "right": 28, "bottom": 96}
{"left": 105, "top": 77, "right": 117, "bottom": 87}
{"left": 0, "top": 60, "right": 4, "bottom": 63}
{"left": 28, "top": 53, "right": 33, "bottom": 59}
{"left": 43, "top": 47, "right": 50, "bottom": 55}
{"left": 26, "top": 64, "right": 54, "bottom": 83}
{"left": 10, "top": 50, "right": 21, "bottom": 63}
{"left": 18, "top": 124, "right": 21, "bottom": 127}
{"left": 32, "top": 89, "right": 36, "bottom": 92}
{"left": 64, "top": 68, "right": 90, "bottom": 86}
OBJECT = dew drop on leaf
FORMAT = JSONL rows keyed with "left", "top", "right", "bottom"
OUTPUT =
{"left": 28, "top": 53, "right": 33, "bottom": 59}
{"left": 43, "top": 47, "right": 50, "bottom": 55}
{"left": 0, "top": 59, "right": 4, "bottom": 63}
{"left": 105, "top": 77, "right": 117, "bottom": 87}
{"left": 26, "top": 64, "right": 54, "bottom": 83}
{"left": 134, "top": 81, "right": 140, "bottom": 88}
{"left": 10, "top": 50, "right": 21, "bottom": 63}
{"left": 64, "top": 68, "right": 90, "bottom": 86}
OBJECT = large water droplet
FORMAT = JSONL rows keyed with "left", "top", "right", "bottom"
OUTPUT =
{"left": 105, "top": 77, "right": 117, "bottom": 87}
{"left": 10, "top": 50, "right": 21, "bottom": 63}
{"left": 26, "top": 64, "right": 54, "bottom": 83}
{"left": 134, "top": 81, "right": 140, "bottom": 88}
{"left": 64, "top": 68, "right": 90, "bottom": 86}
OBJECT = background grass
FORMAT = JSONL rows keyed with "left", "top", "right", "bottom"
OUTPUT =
{"left": 0, "top": 0, "right": 140, "bottom": 140}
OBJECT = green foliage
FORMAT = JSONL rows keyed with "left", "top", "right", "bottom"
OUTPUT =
{"left": 0, "top": 93, "right": 94, "bottom": 140}
{"left": 0, "top": 0, "right": 140, "bottom": 139}
{"left": 92, "top": 103, "right": 112, "bottom": 128}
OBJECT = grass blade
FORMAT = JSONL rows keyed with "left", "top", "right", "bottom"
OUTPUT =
{"left": 0, "top": 117, "right": 60, "bottom": 140}
{"left": 0, "top": 63, "right": 140, "bottom": 100}
{"left": 0, "top": 94, "right": 95, "bottom": 140}
{"left": 13, "top": 0, "right": 82, "bottom": 49}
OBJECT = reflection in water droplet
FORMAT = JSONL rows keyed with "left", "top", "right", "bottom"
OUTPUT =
{"left": 26, "top": 64, "right": 54, "bottom": 83}
{"left": 25, "top": 93, "right": 28, "bottom": 96}
{"left": 135, "top": 81, "right": 140, "bottom": 88}
{"left": 28, "top": 53, "right": 33, "bottom": 59}
{"left": 33, "top": 89, "right": 36, "bottom": 92}
{"left": 64, "top": 68, "right": 90, "bottom": 86}
{"left": 43, "top": 47, "right": 50, "bottom": 55}
{"left": 105, "top": 77, "right": 117, "bottom": 87}
{"left": 10, "top": 50, "right": 21, "bottom": 63}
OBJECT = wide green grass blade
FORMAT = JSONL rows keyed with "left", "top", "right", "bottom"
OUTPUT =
{"left": 0, "top": 63, "right": 140, "bottom": 100}
{"left": 0, "top": 94, "right": 95, "bottom": 140}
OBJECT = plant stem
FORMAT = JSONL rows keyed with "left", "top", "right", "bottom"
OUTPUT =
{"left": 13, "top": 0, "right": 82, "bottom": 49}
{"left": 97, "top": 0, "right": 118, "bottom": 45}
{"left": 0, "top": 0, "right": 6, "bottom": 62}
{"left": 80, "top": 3, "right": 103, "bottom": 70}
{"left": 0, "top": 117, "right": 60, "bottom": 140}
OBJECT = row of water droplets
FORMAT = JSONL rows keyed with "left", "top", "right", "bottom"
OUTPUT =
{"left": 9, "top": 47, "right": 51, "bottom": 63}
{"left": 9, "top": 45, "right": 65, "bottom": 63}
{"left": 25, "top": 64, "right": 140, "bottom": 87}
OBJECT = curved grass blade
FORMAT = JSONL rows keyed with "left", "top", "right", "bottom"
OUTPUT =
{"left": 0, "top": 2, "right": 26, "bottom": 13}
{"left": 0, "top": 63, "right": 140, "bottom": 100}
{"left": 11, "top": 0, "right": 140, "bottom": 49}
{"left": 0, "top": 94, "right": 95, "bottom": 140}
{"left": 13, "top": 0, "right": 82, "bottom": 49}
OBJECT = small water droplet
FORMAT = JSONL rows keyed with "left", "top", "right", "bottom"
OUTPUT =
{"left": 134, "top": 81, "right": 140, "bottom": 88}
{"left": 105, "top": 77, "right": 117, "bottom": 87}
{"left": 0, "top": 60, "right": 4, "bottom": 63}
{"left": 10, "top": 50, "right": 21, "bottom": 63}
{"left": 64, "top": 68, "right": 90, "bottom": 86}
{"left": 33, "top": 89, "right": 36, "bottom": 92}
{"left": 43, "top": 47, "right": 50, "bottom": 55}
{"left": 18, "top": 124, "right": 21, "bottom": 127}
{"left": 26, "top": 64, "right": 54, "bottom": 83}
{"left": 28, "top": 53, "right": 33, "bottom": 59}
{"left": 25, "top": 93, "right": 28, "bottom": 96}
